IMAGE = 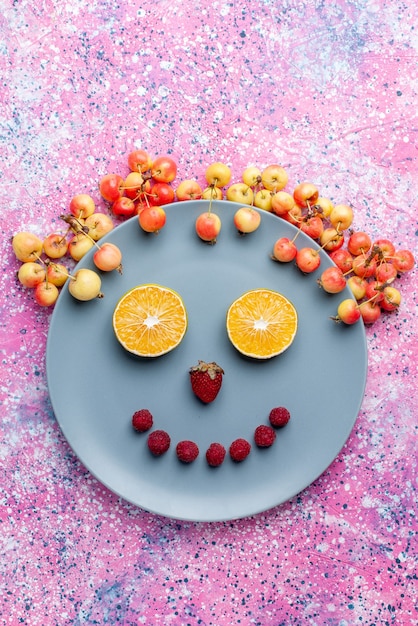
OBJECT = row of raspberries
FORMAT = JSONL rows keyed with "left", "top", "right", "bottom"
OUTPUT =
{"left": 131, "top": 406, "right": 291, "bottom": 467}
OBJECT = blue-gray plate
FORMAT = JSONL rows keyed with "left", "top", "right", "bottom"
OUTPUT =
{"left": 46, "top": 200, "right": 367, "bottom": 521}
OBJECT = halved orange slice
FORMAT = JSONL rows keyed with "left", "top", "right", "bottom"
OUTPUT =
{"left": 113, "top": 284, "right": 187, "bottom": 357}
{"left": 226, "top": 288, "right": 298, "bottom": 359}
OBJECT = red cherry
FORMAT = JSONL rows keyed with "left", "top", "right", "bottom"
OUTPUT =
{"left": 99, "top": 173, "right": 124, "bottom": 202}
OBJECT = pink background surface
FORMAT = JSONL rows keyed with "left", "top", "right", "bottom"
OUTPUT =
{"left": 1, "top": 0, "right": 417, "bottom": 624}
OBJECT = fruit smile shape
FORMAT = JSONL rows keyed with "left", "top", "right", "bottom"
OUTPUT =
{"left": 112, "top": 284, "right": 188, "bottom": 357}
{"left": 226, "top": 288, "right": 298, "bottom": 359}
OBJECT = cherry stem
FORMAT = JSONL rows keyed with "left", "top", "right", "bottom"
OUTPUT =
{"left": 317, "top": 231, "right": 341, "bottom": 253}
{"left": 207, "top": 184, "right": 216, "bottom": 215}
{"left": 291, "top": 229, "right": 302, "bottom": 244}
{"left": 357, "top": 293, "right": 381, "bottom": 308}
{"left": 61, "top": 214, "right": 102, "bottom": 250}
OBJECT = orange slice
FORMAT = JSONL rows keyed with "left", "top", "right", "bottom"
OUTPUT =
{"left": 226, "top": 288, "right": 298, "bottom": 359}
{"left": 113, "top": 284, "right": 187, "bottom": 357}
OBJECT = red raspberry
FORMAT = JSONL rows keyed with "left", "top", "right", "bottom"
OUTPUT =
{"left": 229, "top": 438, "right": 251, "bottom": 462}
{"left": 269, "top": 406, "right": 291, "bottom": 428}
{"left": 147, "top": 430, "right": 171, "bottom": 456}
{"left": 176, "top": 440, "right": 199, "bottom": 463}
{"left": 132, "top": 409, "right": 153, "bottom": 432}
{"left": 205, "top": 442, "right": 226, "bottom": 467}
{"left": 254, "top": 424, "right": 276, "bottom": 447}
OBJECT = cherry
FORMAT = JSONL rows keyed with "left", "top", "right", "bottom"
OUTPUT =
{"left": 12, "top": 232, "right": 43, "bottom": 263}
{"left": 233, "top": 207, "right": 261, "bottom": 234}
{"left": 352, "top": 254, "right": 377, "bottom": 279}
{"left": 359, "top": 300, "right": 381, "bottom": 325}
{"left": 293, "top": 181, "right": 319, "bottom": 208}
{"left": 127, "top": 149, "right": 152, "bottom": 173}
{"left": 261, "top": 165, "right": 289, "bottom": 192}
{"left": 332, "top": 299, "right": 361, "bottom": 325}
{"left": 148, "top": 182, "right": 175, "bottom": 206}
{"left": 93, "top": 242, "right": 123, "bottom": 273}
{"left": 365, "top": 280, "right": 384, "bottom": 303}
{"left": 374, "top": 238, "right": 396, "bottom": 258}
{"left": 43, "top": 233, "right": 69, "bottom": 259}
{"left": 68, "top": 269, "right": 103, "bottom": 301}
{"left": 317, "top": 266, "right": 346, "bottom": 294}
{"left": 195, "top": 211, "right": 222, "bottom": 244}
{"left": 112, "top": 196, "right": 136, "bottom": 218}
{"left": 374, "top": 260, "right": 397, "bottom": 284}
{"left": 175, "top": 179, "right": 203, "bottom": 201}
{"left": 380, "top": 286, "right": 402, "bottom": 311}
{"left": 69, "top": 194, "right": 96, "bottom": 219}
{"left": 347, "top": 275, "right": 367, "bottom": 300}
{"left": 34, "top": 281, "right": 59, "bottom": 307}
{"left": 347, "top": 231, "right": 372, "bottom": 256}
{"left": 84, "top": 213, "right": 114, "bottom": 241}
{"left": 123, "top": 171, "right": 145, "bottom": 200}
{"left": 392, "top": 249, "right": 415, "bottom": 273}
{"left": 18, "top": 262, "right": 46, "bottom": 288}
{"left": 295, "top": 247, "right": 321, "bottom": 273}
{"left": 329, "top": 248, "right": 353, "bottom": 273}
{"left": 320, "top": 228, "right": 344, "bottom": 252}
{"left": 99, "top": 173, "right": 124, "bottom": 202}
{"left": 329, "top": 204, "right": 354, "bottom": 232}
{"left": 151, "top": 156, "right": 177, "bottom": 183}
{"left": 272, "top": 237, "right": 297, "bottom": 263}
{"left": 46, "top": 262, "right": 69, "bottom": 287}
{"left": 300, "top": 215, "right": 324, "bottom": 239}
{"left": 271, "top": 191, "right": 295, "bottom": 216}
{"left": 205, "top": 162, "right": 232, "bottom": 188}
{"left": 202, "top": 185, "right": 223, "bottom": 200}
{"left": 68, "top": 232, "right": 94, "bottom": 261}
{"left": 139, "top": 206, "right": 167, "bottom": 233}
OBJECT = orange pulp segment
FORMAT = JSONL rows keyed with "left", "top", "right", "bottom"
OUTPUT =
{"left": 113, "top": 284, "right": 187, "bottom": 357}
{"left": 226, "top": 288, "right": 297, "bottom": 359}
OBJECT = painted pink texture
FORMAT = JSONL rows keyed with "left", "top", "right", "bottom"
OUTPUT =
{"left": 1, "top": 0, "right": 417, "bottom": 624}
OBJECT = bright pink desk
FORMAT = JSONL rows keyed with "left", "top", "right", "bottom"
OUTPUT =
{"left": 1, "top": 1, "right": 416, "bottom": 623}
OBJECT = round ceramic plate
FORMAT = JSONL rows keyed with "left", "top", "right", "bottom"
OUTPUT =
{"left": 46, "top": 200, "right": 367, "bottom": 521}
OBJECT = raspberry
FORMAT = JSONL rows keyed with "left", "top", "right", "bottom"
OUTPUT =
{"left": 206, "top": 442, "right": 226, "bottom": 467}
{"left": 147, "top": 430, "right": 171, "bottom": 456}
{"left": 254, "top": 424, "right": 276, "bottom": 447}
{"left": 269, "top": 406, "right": 291, "bottom": 428}
{"left": 229, "top": 438, "right": 251, "bottom": 462}
{"left": 132, "top": 409, "right": 153, "bottom": 432}
{"left": 176, "top": 440, "right": 199, "bottom": 463}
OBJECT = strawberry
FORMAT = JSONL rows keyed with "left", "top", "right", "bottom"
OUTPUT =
{"left": 189, "top": 360, "right": 224, "bottom": 403}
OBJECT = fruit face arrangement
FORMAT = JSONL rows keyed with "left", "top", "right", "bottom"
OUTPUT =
{"left": 12, "top": 151, "right": 415, "bottom": 475}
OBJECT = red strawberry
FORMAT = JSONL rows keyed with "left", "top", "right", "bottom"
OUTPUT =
{"left": 189, "top": 360, "right": 224, "bottom": 403}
